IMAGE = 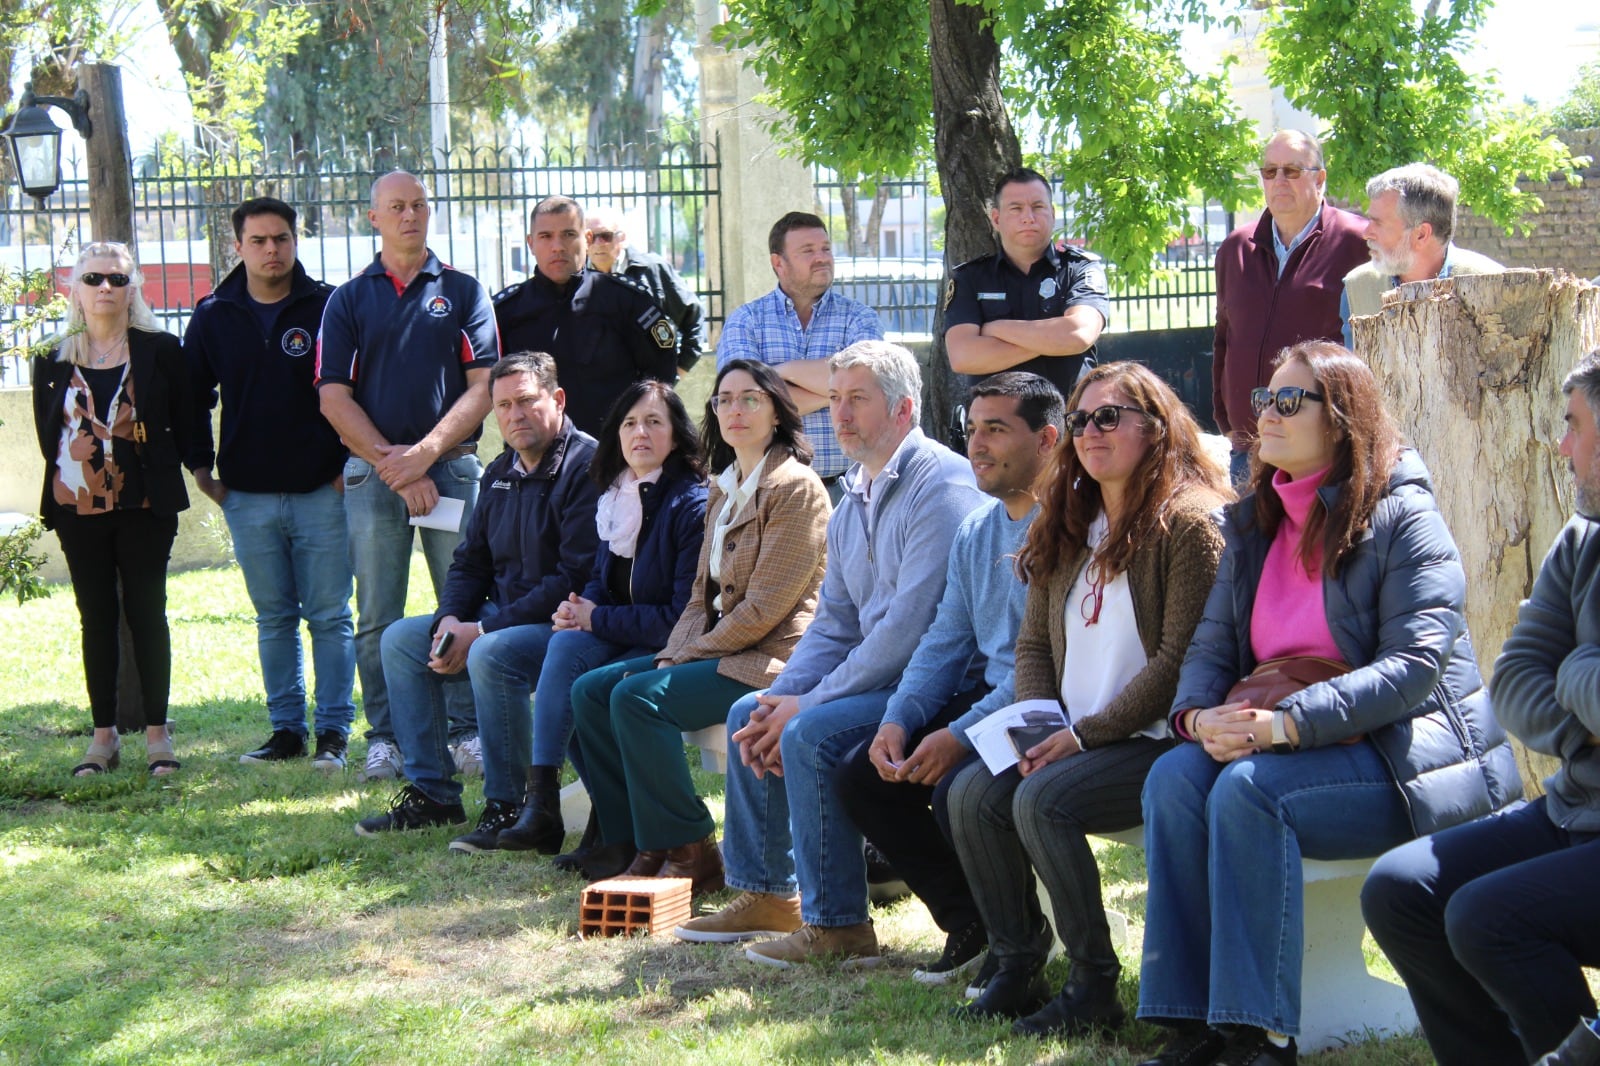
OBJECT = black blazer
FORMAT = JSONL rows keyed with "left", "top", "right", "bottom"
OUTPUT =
{"left": 33, "top": 328, "right": 192, "bottom": 528}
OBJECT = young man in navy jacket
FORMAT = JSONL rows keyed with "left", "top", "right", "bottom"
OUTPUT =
{"left": 185, "top": 197, "right": 355, "bottom": 769}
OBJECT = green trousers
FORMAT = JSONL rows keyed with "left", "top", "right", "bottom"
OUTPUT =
{"left": 571, "top": 654, "right": 754, "bottom": 850}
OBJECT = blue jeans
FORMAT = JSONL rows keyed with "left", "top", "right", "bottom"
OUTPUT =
{"left": 344, "top": 453, "right": 481, "bottom": 742}
{"left": 221, "top": 484, "right": 356, "bottom": 737}
{"left": 1136, "top": 740, "right": 1412, "bottom": 1036}
{"left": 382, "top": 612, "right": 562, "bottom": 806}
{"left": 529, "top": 629, "right": 650, "bottom": 774}
{"left": 722, "top": 688, "right": 893, "bottom": 927}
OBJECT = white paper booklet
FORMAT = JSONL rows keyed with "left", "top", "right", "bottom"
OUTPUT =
{"left": 965, "top": 699, "right": 1071, "bottom": 775}
{"left": 408, "top": 496, "right": 466, "bottom": 532}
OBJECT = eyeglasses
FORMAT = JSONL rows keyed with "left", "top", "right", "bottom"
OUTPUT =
{"left": 1258, "top": 165, "right": 1321, "bottom": 181}
{"left": 1251, "top": 386, "right": 1326, "bottom": 417}
{"left": 711, "top": 392, "right": 770, "bottom": 414}
{"left": 588, "top": 230, "right": 617, "bottom": 242}
{"left": 1064, "top": 404, "right": 1145, "bottom": 437}
{"left": 80, "top": 272, "right": 131, "bottom": 288}
{"left": 1080, "top": 561, "right": 1106, "bottom": 626}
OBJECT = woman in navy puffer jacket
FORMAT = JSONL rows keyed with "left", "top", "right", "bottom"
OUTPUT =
{"left": 1134, "top": 341, "right": 1520, "bottom": 1066}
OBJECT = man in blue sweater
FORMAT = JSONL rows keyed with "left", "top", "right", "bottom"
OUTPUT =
{"left": 352, "top": 352, "right": 601, "bottom": 850}
{"left": 834, "top": 371, "right": 1063, "bottom": 983}
{"left": 185, "top": 197, "right": 353, "bottom": 770}
{"left": 675, "top": 340, "right": 986, "bottom": 967}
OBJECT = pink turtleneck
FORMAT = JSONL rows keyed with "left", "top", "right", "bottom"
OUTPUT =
{"left": 1250, "top": 466, "right": 1341, "bottom": 663}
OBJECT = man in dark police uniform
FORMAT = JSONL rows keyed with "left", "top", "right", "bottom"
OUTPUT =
{"left": 492, "top": 195, "right": 679, "bottom": 436}
{"left": 944, "top": 167, "right": 1111, "bottom": 401}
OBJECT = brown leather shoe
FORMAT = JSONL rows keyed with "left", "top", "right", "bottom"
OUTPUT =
{"left": 623, "top": 848, "right": 667, "bottom": 877}
{"left": 658, "top": 834, "right": 725, "bottom": 894}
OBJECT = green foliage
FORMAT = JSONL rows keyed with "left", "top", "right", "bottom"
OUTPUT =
{"left": 1264, "top": 0, "right": 1582, "bottom": 232}
{"left": 259, "top": 0, "right": 553, "bottom": 152}
{"left": 996, "top": 1, "right": 1258, "bottom": 283}
{"left": 1551, "top": 59, "right": 1600, "bottom": 130}
{"left": 715, "top": 0, "right": 933, "bottom": 182}
{"left": 179, "top": 2, "right": 316, "bottom": 158}
{"left": 0, "top": 264, "right": 59, "bottom": 605}
{"left": 715, "top": 0, "right": 1255, "bottom": 283}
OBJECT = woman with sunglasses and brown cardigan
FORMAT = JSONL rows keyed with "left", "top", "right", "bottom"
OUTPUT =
{"left": 946, "top": 361, "right": 1230, "bottom": 1033}
{"left": 32, "top": 242, "right": 191, "bottom": 777}
{"left": 1134, "top": 341, "right": 1520, "bottom": 1066}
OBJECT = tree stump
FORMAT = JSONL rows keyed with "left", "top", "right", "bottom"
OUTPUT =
{"left": 1354, "top": 269, "right": 1600, "bottom": 796}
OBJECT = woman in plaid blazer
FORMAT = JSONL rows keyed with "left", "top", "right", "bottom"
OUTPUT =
{"left": 570, "top": 359, "right": 831, "bottom": 890}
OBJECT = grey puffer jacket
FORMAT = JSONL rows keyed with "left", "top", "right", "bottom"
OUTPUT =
{"left": 1171, "top": 448, "right": 1522, "bottom": 836}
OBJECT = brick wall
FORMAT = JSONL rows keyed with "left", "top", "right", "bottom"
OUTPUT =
{"left": 1453, "top": 127, "right": 1600, "bottom": 280}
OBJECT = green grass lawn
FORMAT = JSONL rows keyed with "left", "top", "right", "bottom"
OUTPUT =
{"left": 0, "top": 556, "right": 1436, "bottom": 1065}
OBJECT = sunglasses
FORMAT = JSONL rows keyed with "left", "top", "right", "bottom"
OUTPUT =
{"left": 1258, "top": 165, "right": 1321, "bottom": 181}
{"left": 1064, "top": 404, "right": 1145, "bottom": 437}
{"left": 80, "top": 272, "right": 131, "bottom": 288}
{"left": 588, "top": 230, "right": 617, "bottom": 242}
{"left": 1251, "top": 386, "right": 1326, "bottom": 417}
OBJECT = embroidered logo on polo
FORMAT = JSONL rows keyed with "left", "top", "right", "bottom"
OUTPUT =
{"left": 281, "top": 327, "right": 313, "bottom": 357}
{"left": 425, "top": 295, "right": 452, "bottom": 318}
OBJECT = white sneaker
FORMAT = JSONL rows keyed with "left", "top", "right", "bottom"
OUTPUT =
{"left": 451, "top": 735, "right": 483, "bottom": 777}
{"left": 361, "top": 738, "right": 402, "bottom": 781}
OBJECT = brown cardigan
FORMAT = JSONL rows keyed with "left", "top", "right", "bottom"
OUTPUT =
{"left": 1012, "top": 487, "right": 1226, "bottom": 748}
{"left": 656, "top": 449, "right": 829, "bottom": 688}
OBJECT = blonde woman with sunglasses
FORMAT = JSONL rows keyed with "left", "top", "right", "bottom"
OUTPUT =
{"left": 32, "top": 242, "right": 191, "bottom": 777}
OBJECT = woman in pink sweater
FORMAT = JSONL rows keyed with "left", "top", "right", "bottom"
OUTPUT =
{"left": 1133, "top": 342, "right": 1518, "bottom": 1066}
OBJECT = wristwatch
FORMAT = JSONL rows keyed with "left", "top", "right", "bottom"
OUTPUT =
{"left": 1270, "top": 711, "right": 1295, "bottom": 754}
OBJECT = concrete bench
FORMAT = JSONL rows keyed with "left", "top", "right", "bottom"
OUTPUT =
{"left": 1091, "top": 827, "right": 1416, "bottom": 1054}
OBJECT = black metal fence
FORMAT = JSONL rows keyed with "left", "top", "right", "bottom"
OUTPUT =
{"left": 0, "top": 136, "right": 723, "bottom": 385}
{"left": 810, "top": 165, "right": 1229, "bottom": 338}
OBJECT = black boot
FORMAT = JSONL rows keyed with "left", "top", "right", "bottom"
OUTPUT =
{"left": 552, "top": 808, "right": 602, "bottom": 872}
{"left": 496, "top": 765, "right": 564, "bottom": 854}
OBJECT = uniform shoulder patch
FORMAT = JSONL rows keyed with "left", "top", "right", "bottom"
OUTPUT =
{"left": 650, "top": 317, "right": 678, "bottom": 349}
{"left": 491, "top": 281, "right": 523, "bottom": 304}
{"left": 942, "top": 277, "right": 956, "bottom": 310}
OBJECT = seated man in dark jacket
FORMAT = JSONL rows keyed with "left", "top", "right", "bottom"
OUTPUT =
{"left": 353, "top": 351, "right": 600, "bottom": 847}
{"left": 1362, "top": 347, "right": 1600, "bottom": 1066}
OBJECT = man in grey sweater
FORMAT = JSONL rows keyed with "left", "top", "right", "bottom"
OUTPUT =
{"left": 1362, "top": 347, "right": 1600, "bottom": 1066}
{"left": 836, "top": 371, "right": 1062, "bottom": 984}
{"left": 674, "top": 340, "right": 986, "bottom": 966}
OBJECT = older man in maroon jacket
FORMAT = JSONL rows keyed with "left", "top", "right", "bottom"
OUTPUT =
{"left": 1212, "top": 129, "right": 1368, "bottom": 482}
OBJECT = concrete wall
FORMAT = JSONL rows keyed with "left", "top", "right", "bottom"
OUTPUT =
{"left": 0, "top": 387, "right": 507, "bottom": 585}
{"left": 1454, "top": 128, "right": 1600, "bottom": 281}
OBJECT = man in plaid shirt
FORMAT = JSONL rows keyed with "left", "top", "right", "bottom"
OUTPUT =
{"left": 715, "top": 211, "right": 883, "bottom": 497}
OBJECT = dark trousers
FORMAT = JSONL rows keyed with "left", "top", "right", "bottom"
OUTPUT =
{"left": 53, "top": 508, "right": 179, "bottom": 729}
{"left": 833, "top": 685, "right": 985, "bottom": 934}
{"left": 1362, "top": 796, "right": 1600, "bottom": 1066}
{"left": 950, "top": 735, "right": 1168, "bottom": 975}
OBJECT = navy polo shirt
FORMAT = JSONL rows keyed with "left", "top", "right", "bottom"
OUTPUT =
{"left": 315, "top": 250, "right": 500, "bottom": 444}
{"left": 945, "top": 243, "right": 1111, "bottom": 399}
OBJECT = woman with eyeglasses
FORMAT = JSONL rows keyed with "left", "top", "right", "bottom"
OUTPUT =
{"left": 566, "top": 358, "right": 830, "bottom": 890}
{"left": 946, "top": 362, "right": 1230, "bottom": 1032}
{"left": 32, "top": 242, "right": 191, "bottom": 777}
{"left": 1134, "top": 341, "right": 1519, "bottom": 1066}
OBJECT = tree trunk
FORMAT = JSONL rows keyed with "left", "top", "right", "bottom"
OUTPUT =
{"left": 927, "top": 0, "right": 1019, "bottom": 442}
{"left": 1356, "top": 269, "right": 1600, "bottom": 796}
{"left": 864, "top": 183, "right": 890, "bottom": 255}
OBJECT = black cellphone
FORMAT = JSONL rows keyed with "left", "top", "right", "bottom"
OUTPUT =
{"left": 1007, "top": 723, "right": 1062, "bottom": 759}
{"left": 431, "top": 630, "right": 455, "bottom": 657}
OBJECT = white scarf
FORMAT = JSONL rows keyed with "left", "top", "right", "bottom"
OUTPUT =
{"left": 594, "top": 466, "right": 663, "bottom": 558}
